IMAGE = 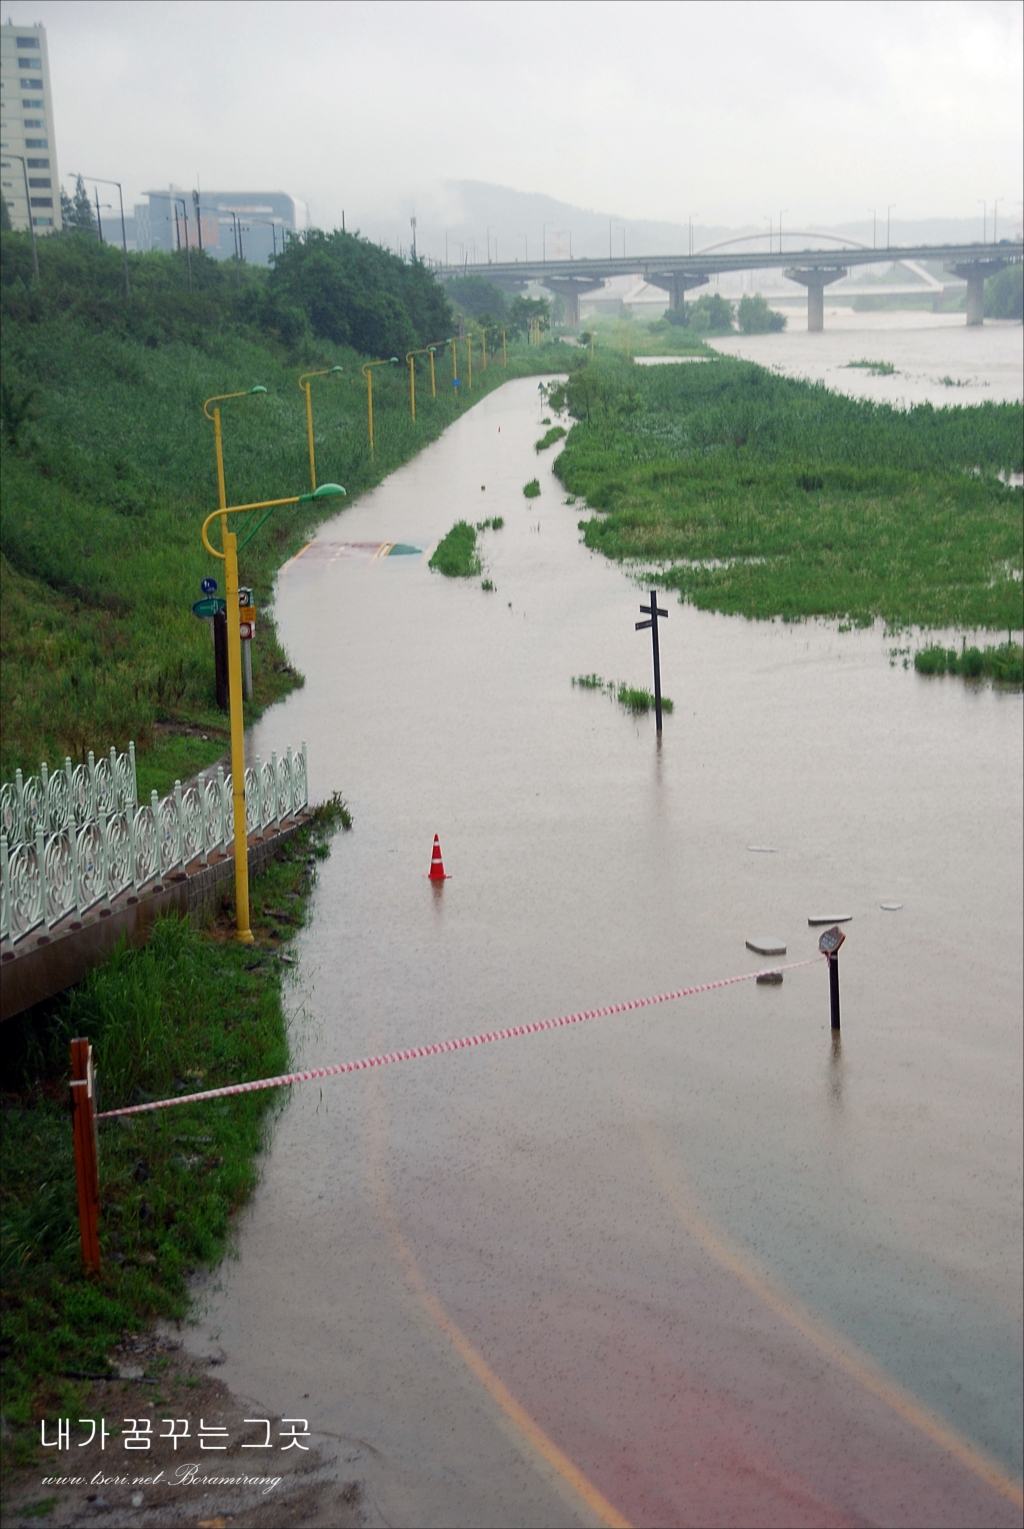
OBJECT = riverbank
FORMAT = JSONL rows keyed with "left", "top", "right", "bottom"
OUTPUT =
{"left": 551, "top": 352, "right": 1023, "bottom": 635}
{"left": 0, "top": 234, "right": 575, "bottom": 791}
{"left": 0, "top": 800, "right": 347, "bottom": 1471}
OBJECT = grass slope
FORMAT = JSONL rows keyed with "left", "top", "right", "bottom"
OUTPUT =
{"left": 0, "top": 801, "right": 346, "bottom": 1460}
{"left": 1, "top": 243, "right": 572, "bottom": 787}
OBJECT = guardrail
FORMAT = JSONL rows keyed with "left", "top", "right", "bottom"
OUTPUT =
{"left": 0, "top": 741, "right": 308, "bottom": 947}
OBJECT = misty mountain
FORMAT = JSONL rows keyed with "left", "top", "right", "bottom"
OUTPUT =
{"left": 358, "top": 181, "right": 993, "bottom": 266}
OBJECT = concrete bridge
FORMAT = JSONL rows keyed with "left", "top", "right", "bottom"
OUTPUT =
{"left": 438, "top": 238, "right": 1022, "bottom": 331}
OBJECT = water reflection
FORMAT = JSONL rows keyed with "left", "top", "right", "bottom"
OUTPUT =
{"left": 828, "top": 1031, "right": 843, "bottom": 1111}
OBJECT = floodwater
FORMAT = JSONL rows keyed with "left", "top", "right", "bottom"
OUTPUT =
{"left": 704, "top": 308, "right": 1024, "bottom": 406}
{"left": 183, "top": 331, "right": 1023, "bottom": 1526}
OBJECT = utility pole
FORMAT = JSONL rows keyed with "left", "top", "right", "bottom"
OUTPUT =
{"left": 636, "top": 590, "right": 668, "bottom": 735}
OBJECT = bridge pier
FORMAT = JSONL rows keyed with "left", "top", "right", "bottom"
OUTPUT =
{"left": 645, "top": 269, "right": 709, "bottom": 315}
{"left": 943, "top": 259, "right": 1009, "bottom": 325}
{"left": 784, "top": 266, "right": 848, "bottom": 331}
{"left": 539, "top": 274, "right": 605, "bottom": 331}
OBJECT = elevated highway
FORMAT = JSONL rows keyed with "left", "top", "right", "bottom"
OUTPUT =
{"left": 438, "top": 239, "right": 1023, "bottom": 331}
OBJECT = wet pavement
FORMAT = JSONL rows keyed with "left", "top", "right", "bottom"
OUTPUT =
{"left": 182, "top": 364, "right": 1023, "bottom": 1526}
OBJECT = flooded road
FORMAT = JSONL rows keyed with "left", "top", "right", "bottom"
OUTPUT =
{"left": 186, "top": 361, "right": 1023, "bottom": 1526}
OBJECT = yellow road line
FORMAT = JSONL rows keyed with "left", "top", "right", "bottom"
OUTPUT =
{"left": 364, "top": 1077, "right": 630, "bottom": 1529}
{"left": 636, "top": 1118, "right": 1024, "bottom": 1511}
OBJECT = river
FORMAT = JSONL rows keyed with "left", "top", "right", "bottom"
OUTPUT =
{"left": 181, "top": 320, "right": 1023, "bottom": 1527}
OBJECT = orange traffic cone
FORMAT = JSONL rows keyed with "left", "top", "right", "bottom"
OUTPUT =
{"left": 427, "top": 833, "right": 450, "bottom": 880}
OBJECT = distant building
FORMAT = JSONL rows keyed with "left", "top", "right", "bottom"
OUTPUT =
{"left": 0, "top": 19, "right": 61, "bottom": 233}
{"left": 137, "top": 188, "right": 307, "bottom": 264}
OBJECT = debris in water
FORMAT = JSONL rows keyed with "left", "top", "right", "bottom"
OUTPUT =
{"left": 746, "top": 936, "right": 787, "bottom": 955}
{"left": 757, "top": 971, "right": 784, "bottom": 985}
{"left": 808, "top": 914, "right": 852, "bottom": 926}
{"left": 880, "top": 902, "right": 904, "bottom": 911}
{"left": 746, "top": 845, "right": 778, "bottom": 853}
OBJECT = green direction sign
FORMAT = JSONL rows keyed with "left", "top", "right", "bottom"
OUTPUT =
{"left": 192, "top": 597, "right": 226, "bottom": 619}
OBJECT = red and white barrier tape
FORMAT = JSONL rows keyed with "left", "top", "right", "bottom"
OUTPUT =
{"left": 96, "top": 956, "right": 823, "bottom": 1120}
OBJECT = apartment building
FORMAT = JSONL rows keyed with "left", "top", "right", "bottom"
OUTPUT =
{"left": 0, "top": 19, "right": 60, "bottom": 233}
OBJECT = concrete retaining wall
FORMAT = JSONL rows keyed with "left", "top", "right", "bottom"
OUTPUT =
{"left": 0, "top": 816, "right": 310, "bottom": 1023}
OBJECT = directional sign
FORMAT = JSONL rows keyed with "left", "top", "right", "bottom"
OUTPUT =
{"left": 238, "top": 586, "right": 254, "bottom": 608}
{"left": 192, "top": 597, "right": 226, "bottom": 619}
{"left": 200, "top": 577, "right": 218, "bottom": 595}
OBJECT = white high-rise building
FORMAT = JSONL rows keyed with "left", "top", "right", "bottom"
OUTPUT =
{"left": 0, "top": 19, "right": 61, "bottom": 233}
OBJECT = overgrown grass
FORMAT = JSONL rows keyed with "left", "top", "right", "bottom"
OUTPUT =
{"left": 845, "top": 360, "right": 896, "bottom": 375}
{"left": 915, "top": 640, "right": 1022, "bottom": 683}
{"left": 0, "top": 798, "right": 348, "bottom": 1460}
{"left": 585, "top": 315, "right": 713, "bottom": 357}
{"left": 1, "top": 233, "right": 575, "bottom": 786}
{"left": 572, "top": 674, "right": 674, "bottom": 714}
{"left": 429, "top": 520, "right": 480, "bottom": 578}
{"left": 523, "top": 479, "right": 541, "bottom": 498}
{"left": 553, "top": 355, "right": 1023, "bottom": 631}
{"left": 535, "top": 425, "right": 567, "bottom": 451}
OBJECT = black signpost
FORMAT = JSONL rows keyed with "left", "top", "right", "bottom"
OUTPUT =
{"left": 636, "top": 589, "right": 668, "bottom": 733}
{"left": 818, "top": 926, "right": 846, "bottom": 1030}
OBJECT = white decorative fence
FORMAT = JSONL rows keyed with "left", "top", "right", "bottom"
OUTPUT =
{"left": 0, "top": 741, "right": 308, "bottom": 947}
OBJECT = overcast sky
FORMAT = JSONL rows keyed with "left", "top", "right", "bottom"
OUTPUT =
{"left": 3, "top": 0, "right": 1021, "bottom": 251}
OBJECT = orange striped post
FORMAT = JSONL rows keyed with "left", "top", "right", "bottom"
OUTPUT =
{"left": 70, "top": 1038, "right": 101, "bottom": 1273}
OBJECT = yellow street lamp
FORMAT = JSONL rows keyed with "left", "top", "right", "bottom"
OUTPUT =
{"left": 297, "top": 366, "right": 343, "bottom": 490}
{"left": 203, "top": 386, "right": 268, "bottom": 509}
{"left": 450, "top": 337, "right": 458, "bottom": 382}
{"left": 200, "top": 482, "right": 345, "bottom": 942}
{"left": 361, "top": 358, "right": 398, "bottom": 455}
{"left": 405, "top": 346, "right": 438, "bottom": 420}
{"left": 481, "top": 330, "right": 487, "bottom": 371}
{"left": 466, "top": 334, "right": 473, "bottom": 390}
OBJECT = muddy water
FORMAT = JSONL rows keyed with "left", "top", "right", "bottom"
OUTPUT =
{"left": 703, "top": 308, "right": 1024, "bottom": 406}
{"left": 185, "top": 371, "right": 1023, "bottom": 1527}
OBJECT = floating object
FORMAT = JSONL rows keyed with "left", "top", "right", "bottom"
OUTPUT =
{"left": 746, "top": 845, "right": 778, "bottom": 853}
{"left": 427, "top": 834, "right": 450, "bottom": 881}
{"left": 481, "top": 484, "right": 486, "bottom": 490}
{"left": 880, "top": 901, "right": 903, "bottom": 911}
{"left": 757, "top": 971, "right": 784, "bottom": 985}
{"left": 808, "top": 914, "right": 852, "bottom": 926}
{"left": 746, "top": 936, "right": 787, "bottom": 955}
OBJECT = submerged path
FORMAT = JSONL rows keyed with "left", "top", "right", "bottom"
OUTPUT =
{"left": 182, "top": 377, "right": 1023, "bottom": 1526}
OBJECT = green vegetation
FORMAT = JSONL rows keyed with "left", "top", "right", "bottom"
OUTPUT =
{"left": 914, "top": 640, "right": 1022, "bottom": 684}
{"left": 584, "top": 315, "right": 711, "bottom": 358}
{"left": 0, "top": 230, "right": 574, "bottom": 784}
{"left": 845, "top": 359, "right": 896, "bottom": 375}
{"left": 523, "top": 478, "right": 541, "bottom": 498}
{"left": 429, "top": 520, "right": 480, "bottom": 577}
{"left": 481, "top": 578, "right": 495, "bottom": 592}
{"left": 0, "top": 800, "right": 348, "bottom": 1458}
{"left": 476, "top": 515, "right": 504, "bottom": 531}
{"left": 572, "top": 673, "right": 674, "bottom": 714}
{"left": 536, "top": 425, "right": 567, "bottom": 451}
{"left": 552, "top": 354, "right": 1023, "bottom": 631}
{"left": 736, "top": 294, "right": 787, "bottom": 334}
{"left": 985, "top": 263, "right": 1023, "bottom": 322}
{"left": 672, "top": 292, "right": 735, "bottom": 335}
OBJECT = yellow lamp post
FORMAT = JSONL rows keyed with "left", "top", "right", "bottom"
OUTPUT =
{"left": 297, "top": 366, "right": 344, "bottom": 490}
{"left": 481, "top": 330, "right": 487, "bottom": 371}
{"left": 467, "top": 334, "right": 473, "bottom": 390}
{"left": 361, "top": 358, "right": 398, "bottom": 455}
{"left": 450, "top": 337, "right": 458, "bottom": 382}
{"left": 200, "top": 483, "right": 345, "bottom": 942}
{"left": 203, "top": 386, "right": 268, "bottom": 509}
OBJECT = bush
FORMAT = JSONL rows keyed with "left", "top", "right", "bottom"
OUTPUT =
{"left": 985, "top": 264, "right": 1023, "bottom": 322}
{"left": 685, "top": 293, "right": 735, "bottom": 335}
{"left": 737, "top": 294, "right": 787, "bottom": 334}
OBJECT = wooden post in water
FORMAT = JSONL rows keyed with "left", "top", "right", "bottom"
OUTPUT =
{"left": 636, "top": 589, "right": 668, "bottom": 734}
{"left": 70, "top": 1037, "right": 101, "bottom": 1273}
{"left": 818, "top": 926, "right": 846, "bottom": 1031}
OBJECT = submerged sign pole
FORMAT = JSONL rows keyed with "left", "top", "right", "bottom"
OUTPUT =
{"left": 636, "top": 589, "right": 668, "bottom": 733}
